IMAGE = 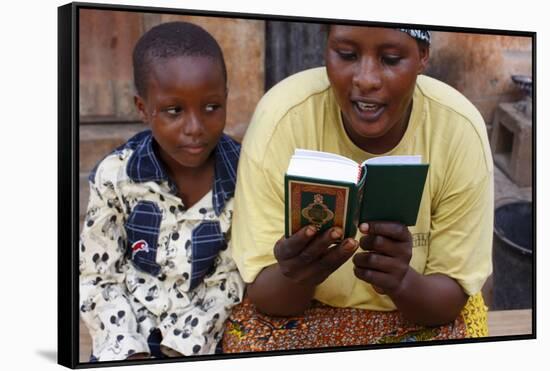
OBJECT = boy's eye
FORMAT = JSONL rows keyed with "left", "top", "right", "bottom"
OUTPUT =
{"left": 165, "top": 106, "right": 182, "bottom": 116}
{"left": 336, "top": 50, "right": 357, "bottom": 61}
{"left": 382, "top": 56, "right": 402, "bottom": 66}
{"left": 205, "top": 104, "right": 221, "bottom": 112}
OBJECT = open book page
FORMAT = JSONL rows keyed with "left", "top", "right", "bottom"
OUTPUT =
{"left": 287, "top": 149, "right": 360, "bottom": 184}
{"left": 362, "top": 155, "right": 422, "bottom": 166}
{"left": 294, "top": 149, "right": 358, "bottom": 165}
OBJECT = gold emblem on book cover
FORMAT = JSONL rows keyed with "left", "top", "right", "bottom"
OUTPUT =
{"left": 301, "top": 194, "right": 334, "bottom": 229}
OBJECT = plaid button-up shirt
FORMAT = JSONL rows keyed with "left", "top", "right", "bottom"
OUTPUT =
{"left": 79, "top": 130, "right": 244, "bottom": 361}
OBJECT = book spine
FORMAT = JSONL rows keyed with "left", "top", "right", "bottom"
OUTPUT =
{"left": 284, "top": 175, "right": 291, "bottom": 238}
{"left": 345, "top": 188, "right": 359, "bottom": 238}
{"left": 347, "top": 172, "right": 366, "bottom": 238}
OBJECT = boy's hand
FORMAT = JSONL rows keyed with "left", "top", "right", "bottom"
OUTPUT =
{"left": 274, "top": 225, "right": 358, "bottom": 286}
{"left": 352, "top": 222, "right": 413, "bottom": 295}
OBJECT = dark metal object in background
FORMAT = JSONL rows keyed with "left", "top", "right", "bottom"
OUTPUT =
{"left": 511, "top": 75, "right": 533, "bottom": 98}
{"left": 265, "top": 21, "right": 327, "bottom": 91}
{"left": 492, "top": 200, "right": 533, "bottom": 310}
{"left": 511, "top": 75, "right": 533, "bottom": 116}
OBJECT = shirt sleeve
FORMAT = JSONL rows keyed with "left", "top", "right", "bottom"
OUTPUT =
{"left": 424, "top": 121, "right": 494, "bottom": 296}
{"left": 231, "top": 140, "right": 295, "bottom": 283}
{"left": 229, "top": 82, "right": 310, "bottom": 284}
{"left": 160, "top": 231, "right": 245, "bottom": 355}
{"left": 79, "top": 176, "right": 149, "bottom": 361}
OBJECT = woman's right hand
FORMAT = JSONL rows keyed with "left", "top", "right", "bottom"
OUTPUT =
{"left": 274, "top": 225, "right": 359, "bottom": 286}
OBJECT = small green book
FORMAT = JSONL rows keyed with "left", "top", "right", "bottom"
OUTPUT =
{"left": 284, "top": 149, "right": 429, "bottom": 238}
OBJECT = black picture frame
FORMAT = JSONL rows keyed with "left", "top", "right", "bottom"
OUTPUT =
{"left": 58, "top": 2, "right": 536, "bottom": 369}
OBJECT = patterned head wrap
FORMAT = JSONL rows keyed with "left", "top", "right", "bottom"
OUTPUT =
{"left": 398, "top": 29, "right": 431, "bottom": 45}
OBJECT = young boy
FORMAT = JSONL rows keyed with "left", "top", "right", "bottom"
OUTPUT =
{"left": 79, "top": 21, "right": 244, "bottom": 361}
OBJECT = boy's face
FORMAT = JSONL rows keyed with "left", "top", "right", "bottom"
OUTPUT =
{"left": 135, "top": 55, "right": 226, "bottom": 171}
{"left": 325, "top": 26, "right": 429, "bottom": 153}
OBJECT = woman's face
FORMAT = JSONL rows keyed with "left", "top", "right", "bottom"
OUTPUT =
{"left": 326, "top": 26, "right": 429, "bottom": 153}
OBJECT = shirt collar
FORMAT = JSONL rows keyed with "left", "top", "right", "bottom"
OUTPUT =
{"left": 126, "top": 130, "right": 240, "bottom": 216}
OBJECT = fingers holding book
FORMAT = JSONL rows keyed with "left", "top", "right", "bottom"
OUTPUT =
{"left": 274, "top": 225, "right": 322, "bottom": 261}
{"left": 353, "top": 221, "right": 413, "bottom": 295}
{"left": 274, "top": 225, "right": 358, "bottom": 286}
{"left": 360, "top": 222, "right": 412, "bottom": 243}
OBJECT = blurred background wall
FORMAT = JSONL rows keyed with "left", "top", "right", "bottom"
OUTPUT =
{"left": 79, "top": 9, "right": 532, "bottom": 137}
{"left": 427, "top": 32, "right": 532, "bottom": 125}
{"left": 79, "top": 9, "right": 265, "bottom": 138}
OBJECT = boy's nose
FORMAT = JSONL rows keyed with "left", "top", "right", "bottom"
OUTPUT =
{"left": 182, "top": 112, "right": 204, "bottom": 137}
{"left": 352, "top": 58, "right": 382, "bottom": 92}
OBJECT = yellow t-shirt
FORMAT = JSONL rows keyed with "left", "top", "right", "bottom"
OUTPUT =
{"left": 232, "top": 67, "right": 494, "bottom": 311}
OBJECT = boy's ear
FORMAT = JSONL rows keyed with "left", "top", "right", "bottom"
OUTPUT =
{"left": 417, "top": 43, "right": 430, "bottom": 74}
{"left": 134, "top": 95, "right": 149, "bottom": 124}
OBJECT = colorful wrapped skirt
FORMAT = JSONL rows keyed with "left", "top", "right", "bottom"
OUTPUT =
{"left": 222, "top": 293, "right": 488, "bottom": 352}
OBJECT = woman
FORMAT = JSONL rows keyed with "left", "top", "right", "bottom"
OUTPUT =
{"left": 224, "top": 25, "right": 493, "bottom": 351}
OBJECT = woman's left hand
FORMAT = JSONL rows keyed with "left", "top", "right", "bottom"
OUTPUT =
{"left": 352, "top": 222, "right": 413, "bottom": 295}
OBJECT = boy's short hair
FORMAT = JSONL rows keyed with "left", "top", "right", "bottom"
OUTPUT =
{"left": 132, "top": 21, "right": 227, "bottom": 98}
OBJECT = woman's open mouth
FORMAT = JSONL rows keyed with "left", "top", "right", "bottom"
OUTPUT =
{"left": 352, "top": 100, "right": 385, "bottom": 122}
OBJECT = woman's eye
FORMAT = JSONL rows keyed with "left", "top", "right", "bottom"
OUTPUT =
{"left": 382, "top": 56, "right": 402, "bottom": 66}
{"left": 205, "top": 104, "right": 220, "bottom": 112}
{"left": 336, "top": 50, "right": 357, "bottom": 61}
{"left": 165, "top": 107, "right": 182, "bottom": 116}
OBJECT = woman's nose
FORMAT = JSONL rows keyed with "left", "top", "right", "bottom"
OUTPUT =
{"left": 352, "top": 58, "right": 382, "bottom": 92}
